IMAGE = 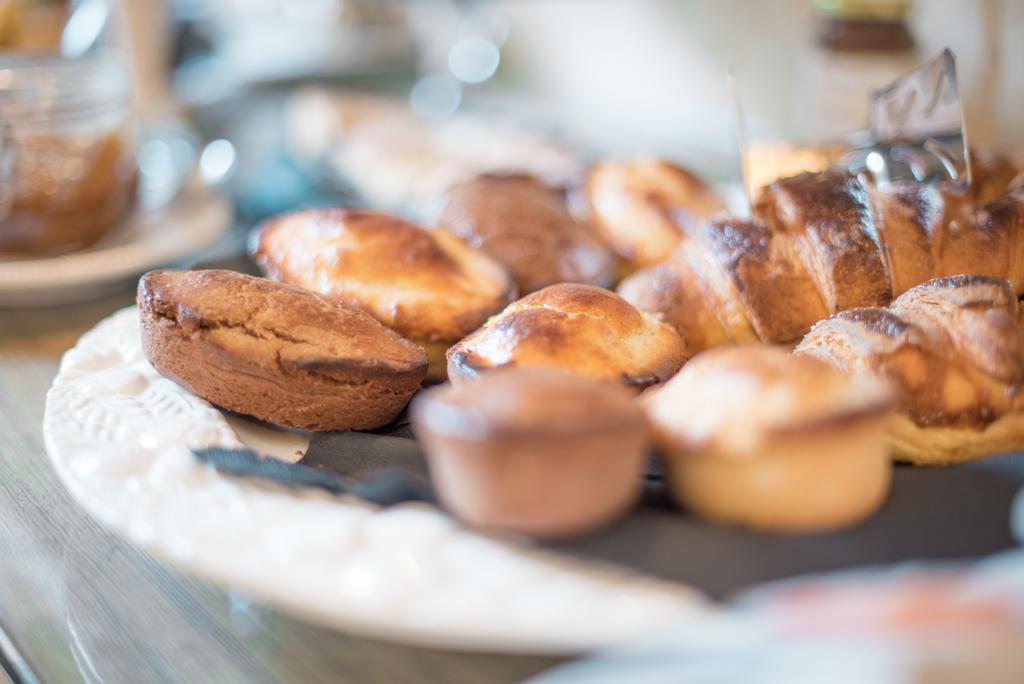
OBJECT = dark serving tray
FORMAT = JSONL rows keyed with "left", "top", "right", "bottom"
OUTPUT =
{"left": 301, "top": 415, "right": 1024, "bottom": 601}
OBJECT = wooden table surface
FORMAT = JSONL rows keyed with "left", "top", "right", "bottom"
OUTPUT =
{"left": 0, "top": 287, "right": 563, "bottom": 684}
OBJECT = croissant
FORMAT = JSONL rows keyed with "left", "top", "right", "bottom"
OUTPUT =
{"left": 795, "top": 274, "right": 1024, "bottom": 464}
{"left": 618, "top": 154, "right": 1023, "bottom": 353}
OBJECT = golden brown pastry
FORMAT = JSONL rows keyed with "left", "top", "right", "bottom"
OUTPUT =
{"left": 620, "top": 161, "right": 1023, "bottom": 354}
{"left": 744, "top": 140, "right": 848, "bottom": 198}
{"left": 796, "top": 274, "right": 1024, "bottom": 464}
{"left": 447, "top": 283, "right": 687, "bottom": 390}
{"left": 433, "top": 174, "right": 616, "bottom": 294}
{"left": 570, "top": 158, "right": 724, "bottom": 269}
{"left": 254, "top": 208, "right": 514, "bottom": 379}
{"left": 645, "top": 345, "right": 894, "bottom": 532}
{"left": 411, "top": 368, "right": 648, "bottom": 538}
{"left": 138, "top": 269, "right": 428, "bottom": 432}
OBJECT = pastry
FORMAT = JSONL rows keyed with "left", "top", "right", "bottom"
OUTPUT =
{"left": 645, "top": 345, "right": 894, "bottom": 532}
{"left": 254, "top": 207, "right": 514, "bottom": 379}
{"left": 138, "top": 269, "right": 428, "bottom": 432}
{"left": 433, "top": 174, "right": 617, "bottom": 294}
{"left": 570, "top": 158, "right": 724, "bottom": 269}
{"left": 410, "top": 368, "right": 648, "bottom": 538}
{"left": 619, "top": 159, "right": 1023, "bottom": 354}
{"left": 285, "top": 90, "right": 581, "bottom": 215}
{"left": 446, "top": 283, "right": 687, "bottom": 390}
{"left": 796, "top": 274, "right": 1024, "bottom": 465}
{"left": 744, "top": 140, "right": 847, "bottom": 198}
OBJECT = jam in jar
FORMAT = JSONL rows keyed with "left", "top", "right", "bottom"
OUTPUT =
{"left": 0, "top": 54, "right": 138, "bottom": 255}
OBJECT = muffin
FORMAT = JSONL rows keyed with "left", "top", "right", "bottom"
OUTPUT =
{"left": 447, "top": 283, "right": 688, "bottom": 391}
{"left": 411, "top": 368, "right": 648, "bottom": 538}
{"left": 138, "top": 269, "right": 428, "bottom": 431}
{"left": 571, "top": 158, "right": 724, "bottom": 270}
{"left": 433, "top": 174, "right": 616, "bottom": 294}
{"left": 645, "top": 345, "right": 894, "bottom": 532}
{"left": 254, "top": 207, "right": 514, "bottom": 379}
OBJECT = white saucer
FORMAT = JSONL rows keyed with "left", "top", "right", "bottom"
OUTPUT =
{"left": 0, "top": 188, "right": 231, "bottom": 307}
{"left": 43, "top": 308, "right": 707, "bottom": 654}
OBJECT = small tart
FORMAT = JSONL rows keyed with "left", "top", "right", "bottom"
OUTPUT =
{"left": 411, "top": 367, "right": 648, "bottom": 538}
{"left": 645, "top": 345, "right": 894, "bottom": 532}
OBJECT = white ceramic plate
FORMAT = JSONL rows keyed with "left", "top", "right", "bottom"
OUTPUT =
{"left": 43, "top": 308, "right": 708, "bottom": 654}
{"left": 0, "top": 188, "right": 231, "bottom": 307}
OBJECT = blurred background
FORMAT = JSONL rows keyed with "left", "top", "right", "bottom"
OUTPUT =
{"left": 0, "top": 0, "right": 1021, "bottom": 300}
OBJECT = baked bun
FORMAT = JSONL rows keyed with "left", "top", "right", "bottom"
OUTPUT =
{"left": 447, "top": 283, "right": 687, "bottom": 390}
{"left": 645, "top": 345, "right": 893, "bottom": 532}
{"left": 254, "top": 208, "right": 514, "bottom": 380}
{"left": 571, "top": 158, "right": 724, "bottom": 268}
{"left": 411, "top": 368, "right": 647, "bottom": 538}
{"left": 434, "top": 174, "right": 616, "bottom": 294}
{"left": 796, "top": 275, "right": 1024, "bottom": 465}
{"left": 138, "top": 269, "right": 427, "bottom": 431}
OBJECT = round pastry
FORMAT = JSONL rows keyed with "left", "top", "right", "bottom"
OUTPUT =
{"left": 253, "top": 207, "right": 514, "bottom": 380}
{"left": 138, "top": 269, "right": 428, "bottom": 432}
{"left": 571, "top": 158, "right": 724, "bottom": 269}
{"left": 410, "top": 368, "right": 648, "bottom": 538}
{"left": 645, "top": 345, "right": 894, "bottom": 532}
{"left": 446, "top": 283, "right": 688, "bottom": 390}
{"left": 433, "top": 174, "right": 616, "bottom": 294}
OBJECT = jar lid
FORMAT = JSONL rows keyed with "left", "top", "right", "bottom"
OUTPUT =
{"left": 0, "top": 53, "right": 129, "bottom": 123}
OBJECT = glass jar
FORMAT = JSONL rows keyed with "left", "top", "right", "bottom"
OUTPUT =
{"left": 0, "top": 54, "right": 138, "bottom": 255}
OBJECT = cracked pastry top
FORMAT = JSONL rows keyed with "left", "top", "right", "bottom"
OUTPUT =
{"left": 253, "top": 207, "right": 515, "bottom": 346}
{"left": 446, "top": 283, "right": 687, "bottom": 390}
{"left": 137, "top": 269, "right": 427, "bottom": 431}
{"left": 433, "top": 174, "right": 617, "bottom": 294}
